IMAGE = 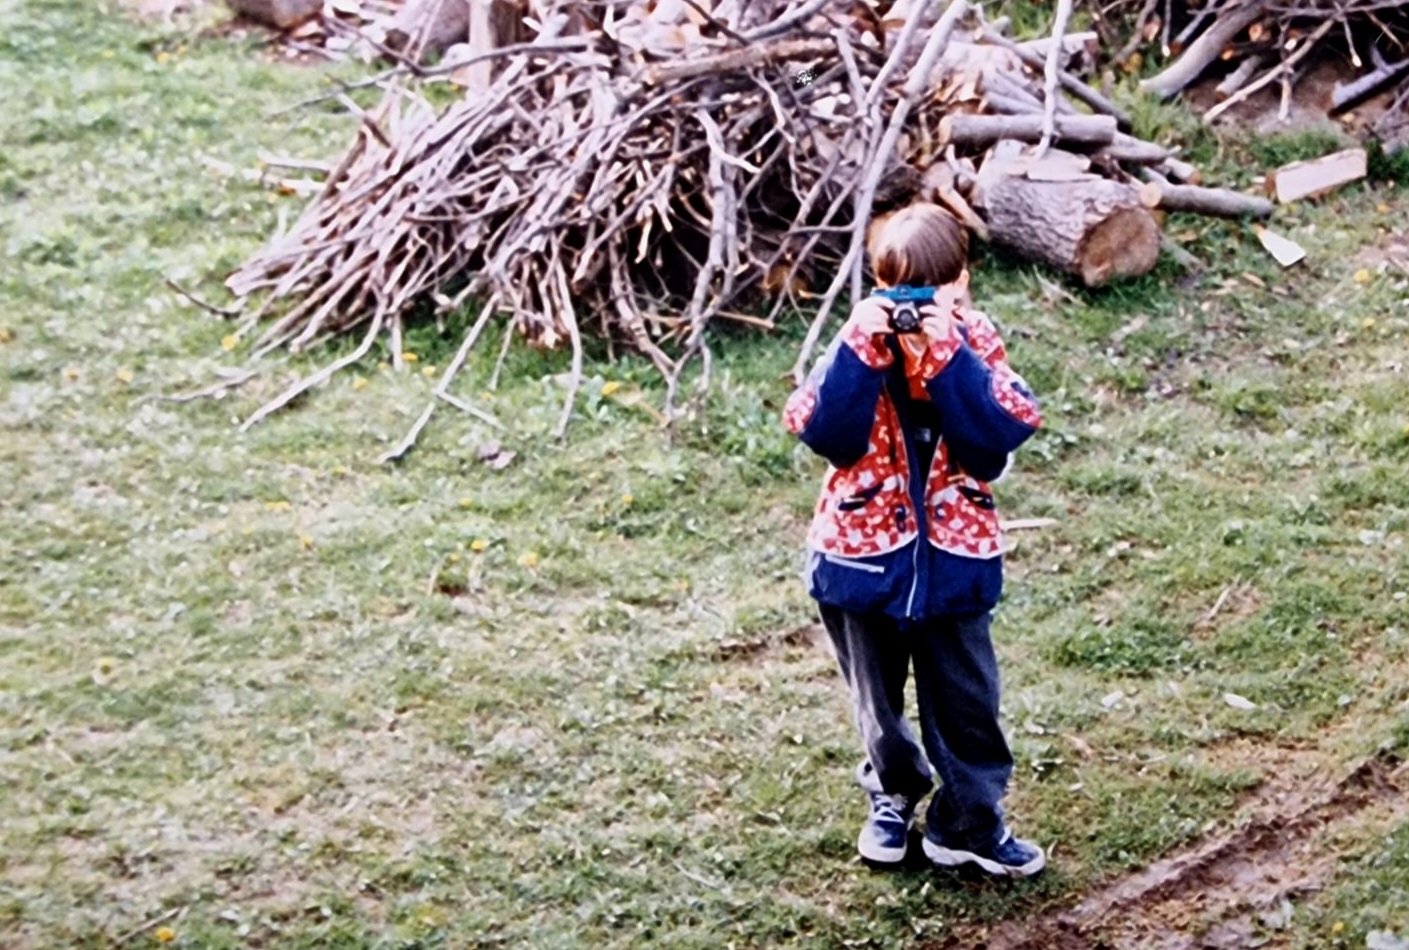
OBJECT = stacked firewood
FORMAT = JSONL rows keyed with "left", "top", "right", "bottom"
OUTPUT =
{"left": 223, "top": 0, "right": 1282, "bottom": 451}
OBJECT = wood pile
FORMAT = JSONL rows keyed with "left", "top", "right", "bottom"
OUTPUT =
{"left": 223, "top": 0, "right": 1284, "bottom": 452}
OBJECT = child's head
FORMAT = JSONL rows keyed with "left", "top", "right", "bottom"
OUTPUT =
{"left": 867, "top": 202, "right": 969, "bottom": 290}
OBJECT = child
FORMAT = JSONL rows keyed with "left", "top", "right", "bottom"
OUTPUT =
{"left": 783, "top": 202, "right": 1045, "bottom": 877}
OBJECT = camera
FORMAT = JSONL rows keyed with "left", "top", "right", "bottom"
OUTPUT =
{"left": 872, "top": 284, "right": 936, "bottom": 334}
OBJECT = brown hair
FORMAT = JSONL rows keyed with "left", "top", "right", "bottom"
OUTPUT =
{"left": 867, "top": 202, "right": 969, "bottom": 287}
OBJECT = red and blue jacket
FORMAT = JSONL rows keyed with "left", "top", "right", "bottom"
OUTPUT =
{"left": 783, "top": 310, "right": 1042, "bottom": 619}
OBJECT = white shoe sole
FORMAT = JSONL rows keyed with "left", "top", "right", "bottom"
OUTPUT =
{"left": 922, "top": 836, "right": 1046, "bottom": 878}
{"left": 858, "top": 822, "right": 912, "bottom": 864}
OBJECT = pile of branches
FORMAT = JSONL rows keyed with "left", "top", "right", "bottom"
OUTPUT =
{"left": 223, "top": 0, "right": 1275, "bottom": 455}
{"left": 1110, "top": 0, "right": 1409, "bottom": 140}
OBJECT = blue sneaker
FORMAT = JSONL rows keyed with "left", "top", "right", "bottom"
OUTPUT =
{"left": 922, "top": 828, "right": 1046, "bottom": 878}
{"left": 858, "top": 790, "right": 916, "bottom": 864}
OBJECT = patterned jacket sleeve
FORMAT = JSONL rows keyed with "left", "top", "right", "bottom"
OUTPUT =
{"left": 783, "top": 324, "right": 892, "bottom": 469}
{"left": 917, "top": 310, "right": 1042, "bottom": 467}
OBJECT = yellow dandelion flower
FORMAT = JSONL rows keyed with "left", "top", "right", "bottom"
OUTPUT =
{"left": 1354, "top": 268, "right": 1371, "bottom": 284}
{"left": 155, "top": 926, "right": 177, "bottom": 943}
{"left": 116, "top": 368, "right": 134, "bottom": 384}
{"left": 401, "top": 351, "right": 419, "bottom": 363}
{"left": 1362, "top": 317, "right": 1376, "bottom": 330}
{"left": 622, "top": 494, "right": 633, "bottom": 506}
{"left": 332, "top": 465, "right": 347, "bottom": 476}
{"left": 422, "top": 365, "right": 437, "bottom": 378}
{"left": 602, "top": 380, "right": 621, "bottom": 396}
{"left": 1377, "top": 203, "right": 1390, "bottom": 214}
{"left": 221, "top": 334, "right": 239, "bottom": 351}
{"left": 459, "top": 497, "right": 474, "bottom": 508}
{"left": 517, "top": 551, "right": 540, "bottom": 568}
{"left": 1332, "top": 921, "right": 1346, "bottom": 934}
{"left": 448, "top": 552, "right": 461, "bottom": 564}
{"left": 352, "top": 377, "right": 369, "bottom": 390}
{"left": 470, "top": 539, "right": 488, "bottom": 553}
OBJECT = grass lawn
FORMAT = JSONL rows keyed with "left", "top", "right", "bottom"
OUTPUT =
{"left": 2, "top": 1, "right": 1407, "bottom": 948}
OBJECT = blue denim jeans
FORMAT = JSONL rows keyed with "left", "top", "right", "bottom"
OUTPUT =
{"left": 819, "top": 603, "right": 1013, "bottom": 850}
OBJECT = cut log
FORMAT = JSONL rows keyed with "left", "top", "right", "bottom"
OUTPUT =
{"left": 1138, "top": 176, "right": 1273, "bottom": 219}
{"left": 939, "top": 113, "right": 1117, "bottom": 148}
{"left": 1331, "top": 58, "right": 1409, "bottom": 115}
{"left": 1140, "top": 0, "right": 1269, "bottom": 100}
{"left": 1156, "top": 157, "right": 1201, "bottom": 185}
{"left": 385, "top": 0, "right": 469, "bottom": 61}
{"left": 1093, "top": 133, "right": 1171, "bottom": 165}
{"left": 983, "top": 91, "right": 1043, "bottom": 116}
{"left": 1270, "top": 148, "right": 1368, "bottom": 203}
{"left": 1215, "top": 53, "right": 1269, "bottom": 100}
{"left": 973, "top": 151, "right": 1161, "bottom": 286}
{"left": 980, "top": 68, "right": 1077, "bottom": 115}
{"left": 226, "top": 0, "right": 321, "bottom": 29}
{"left": 978, "top": 28, "right": 1132, "bottom": 129}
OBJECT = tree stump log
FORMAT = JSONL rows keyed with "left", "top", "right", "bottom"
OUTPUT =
{"left": 385, "top": 0, "right": 471, "bottom": 61}
{"left": 227, "top": 0, "right": 321, "bottom": 29}
{"left": 974, "top": 159, "right": 1160, "bottom": 286}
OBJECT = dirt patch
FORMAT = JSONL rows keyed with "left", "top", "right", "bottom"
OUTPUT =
{"left": 714, "top": 622, "right": 828, "bottom": 662}
{"left": 1182, "top": 59, "right": 1380, "bottom": 140}
{"left": 938, "top": 751, "right": 1408, "bottom": 950}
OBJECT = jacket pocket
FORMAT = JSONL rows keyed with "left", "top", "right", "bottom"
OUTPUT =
{"left": 822, "top": 553, "right": 886, "bottom": 573}
{"left": 836, "top": 483, "right": 884, "bottom": 512}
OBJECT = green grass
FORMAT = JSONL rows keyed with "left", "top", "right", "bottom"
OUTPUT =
{"left": 3, "top": 1, "right": 1409, "bottom": 948}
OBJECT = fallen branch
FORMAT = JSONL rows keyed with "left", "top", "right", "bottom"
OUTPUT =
{"left": 1331, "top": 55, "right": 1409, "bottom": 114}
{"left": 644, "top": 37, "right": 835, "bottom": 85}
{"left": 1141, "top": 0, "right": 1269, "bottom": 100}
{"left": 1035, "top": 0, "right": 1075, "bottom": 159}
{"left": 940, "top": 113, "right": 1116, "bottom": 148}
{"left": 1138, "top": 173, "right": 1274, "bottom": 218}
{"left": 165, "top": 277, "right": 242, "bottom": 318}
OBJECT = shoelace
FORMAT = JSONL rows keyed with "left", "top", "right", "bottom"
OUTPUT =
{"left": 870, "top": 794, "right": 909, "bottom": 824}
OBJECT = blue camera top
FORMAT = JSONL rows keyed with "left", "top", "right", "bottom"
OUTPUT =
{"left": 871, "top": 284, "right": 936, "bottom": 334}
{"left": 872, "top": 284, "right": 936, "bottom": 303}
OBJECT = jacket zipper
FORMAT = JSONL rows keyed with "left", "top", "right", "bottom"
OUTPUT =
{"left": 885, "top": 359, "right": 932, "bottom": 621}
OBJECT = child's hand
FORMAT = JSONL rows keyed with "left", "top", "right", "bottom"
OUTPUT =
{"left": 918, "top": 306, "right": 954, "bottom": 343}
{"left": 918, "top": 284, "right": 964, "bottom": 342}
{"left": 843, "top": 297, "right": 895, "bottom": 339}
